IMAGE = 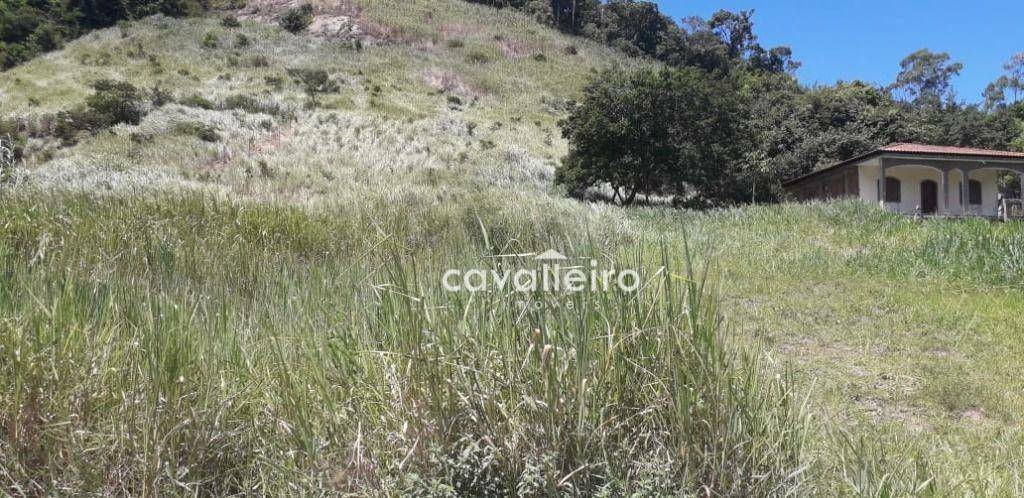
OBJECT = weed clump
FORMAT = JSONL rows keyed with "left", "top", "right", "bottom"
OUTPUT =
{"left": 201, "top": 32, "right": 219, "bottom": 49}
{"left": 150, "top": 85, "right": 173, "bottom": 107}
{"left": 180, "top": 93, "right": 216, "bottom": 110}
{"left": 221, "top": 15, "right": 241, "bottom": 28}
{"left": 0, "top": 120, "right": 25, "bottom": 162}
{"left": 466, "top": 50, "right": 491, "bottom": 64}
{"left": 223, "top": 94, "right": 282, "bottom": 116}
{"left": 246, "top": 54, "right": 269, "bottom": 67}
{"left": 0, "top": 125, "right": 24, "bottom": 184}
{"left": 174, "top": 122, "right": 221, "bottom": 142}
{"left": 264, "top": 75, "right": 285, "bottom": 90}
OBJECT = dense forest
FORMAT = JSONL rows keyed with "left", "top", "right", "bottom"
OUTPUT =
{"left": 3, "top": 0, "right": 1023, "bottom": 205}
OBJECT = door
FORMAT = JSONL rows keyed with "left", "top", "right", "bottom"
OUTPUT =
{"left": 921, "top": 180, "right": 938, "bottom": 214}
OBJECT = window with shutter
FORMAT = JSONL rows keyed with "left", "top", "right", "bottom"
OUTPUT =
{"left": 884, "top": 177, "right": 901, "bottom": 203}
{"left": 969, "top": 180, "right": 982, "bottom": 205}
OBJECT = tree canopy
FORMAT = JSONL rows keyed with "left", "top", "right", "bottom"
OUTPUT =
{"left": 556, "top": 67, "right": 746, "bottom": 206}
{"left": 888, "top": 49, "right": 964, "bottom": 107}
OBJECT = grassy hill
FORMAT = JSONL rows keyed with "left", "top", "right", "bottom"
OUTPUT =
{"left": 0, "top": 0, "right": 646, "bottom": 205}
{"left": 2, "top": 1, "right": 1024, "bottom": 495}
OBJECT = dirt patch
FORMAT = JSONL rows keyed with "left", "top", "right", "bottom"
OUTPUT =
{"left": 926, "top": 347, "right": 965, "bottom": 361}
{"left": 423, "top": 69, "right": 484, "bottom": 98}
{"left": 410, "top": 38, "right": 439, "bottom": 54}
{"left": 237, "top": 0, "right": 388, "bottom": 44}
{"left": 499, "top": 37, "right": 545, "bottom": 59}
{"left": 248, "top": 127, "right": 293, "bottom": 156}
{"left": 961, "top": 407, "right": 986, "bottom": 424}
{"left": 197, "top": 126, "right": 293, "bottom": 178}
{"left": 860, "top": 397, "right": 930, "bottom": 433}
{"left": 307, "top": 15, "right": 360, "bottom": 39}
{"left": 439, "top": 23, "right": 483, "bottom": 40}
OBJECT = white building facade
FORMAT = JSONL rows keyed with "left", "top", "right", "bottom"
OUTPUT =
{"left": 785, "top": 143, "right": 1024, "bottom": 217}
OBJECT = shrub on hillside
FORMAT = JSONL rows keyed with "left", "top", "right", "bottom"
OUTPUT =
{"left": 223, "top": 94, "right": 282, "bottom": 116}
{"left": 180, "top": 93, "right": 216, "bottom": 110}
{"left": 150, "top": 85, "right": 174, "bottom": 107}
{"left": 221, "top": 15, "right": 240, "bottom": 28}
{"left": 174, "top": 122, "right": 221, "bottom": 142}
{"left": 53, "top": 109, "right": 103, "bottom": 145}
{"left": 86, "top": 80, "right": 146, "bottom": 126}
{"left": 287, "top": 68, "right": 340, "bottom": 105}
{"left": 279, "top": 5, "right": 314, "bottom": 33}
{"left": 48, "top": 80, "right": 146, "bottom": 145}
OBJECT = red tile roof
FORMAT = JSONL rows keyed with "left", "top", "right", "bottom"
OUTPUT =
{"left": 783, "top": 143, "right": 1024, "bottom": 186}
{"left": 879, "top": 143, "right": 1024, "bottom": 158}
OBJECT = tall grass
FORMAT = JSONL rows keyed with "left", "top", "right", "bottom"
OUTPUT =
{"left": 0, "top": 191, "right": 808, "bottom": 495}
{"left": 3, "top": 1, "right": 1023, "bottom": 494}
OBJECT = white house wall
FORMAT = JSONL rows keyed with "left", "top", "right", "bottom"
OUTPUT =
{"left": 884, "top": 165, "right": 942, "bottom": 213}
{"left": 858, "top": 163, "right": 879, "bottom": 203}
{"left": 966, "top": 169, "right": 1001, "bottom": 216}
{"left": 856, "top": 164, "right": 1003, "bottom": 215}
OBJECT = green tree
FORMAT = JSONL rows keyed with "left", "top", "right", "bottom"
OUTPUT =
{"left": 556, "top": 67, "right": 747, "bottom": 206}
{"left": 707, "top": 9, "right": 757, "bottom": 60}
{"left": 889, "top": 49, "right": 964, "bottom": 107}
{"left": 1011, "top": 102, "right": 1024, "bottom": 151}
{"left": 983, "top": 53, "right": 1024, "bottom": 110}
{"left": 746, "top": 78, "right": 923, "bottom": 198}
{"left": 581, "top": 0, "right": 672, "bottom": 57}
{"left": 748, "top": 45, "right": 800, "bottom": 74}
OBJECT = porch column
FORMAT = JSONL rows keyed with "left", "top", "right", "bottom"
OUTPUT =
{"left": 1019, "top": 173, "right": 1023, "bottom": 200}
{"left": 942, "top": 169, "right": 949, "bottom": 214}
{"left": 962, "top": 169, "right": 970, "bottom": 215}
{"left": 879, "top": 160, "right": 887, "bottom": 208}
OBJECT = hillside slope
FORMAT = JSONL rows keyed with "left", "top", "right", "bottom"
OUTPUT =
{"left": 0, "top": 0, "right": 646, "bottom": 208}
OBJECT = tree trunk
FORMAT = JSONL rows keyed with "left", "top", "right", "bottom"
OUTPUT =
{"left": 624, "top": 187, "right": 638, "bottom": 205}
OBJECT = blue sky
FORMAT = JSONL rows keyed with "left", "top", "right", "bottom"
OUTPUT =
{"left": 654, "top": 1, "right": 1024, "bottom": 103}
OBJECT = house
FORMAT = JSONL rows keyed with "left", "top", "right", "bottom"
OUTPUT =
{"left": 783, "top": 143, "right": 1024, "bottom": 217}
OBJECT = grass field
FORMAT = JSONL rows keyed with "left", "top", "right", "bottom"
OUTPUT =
{"left": 2, "top": 1, "right": 1024, "bottom": 495}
